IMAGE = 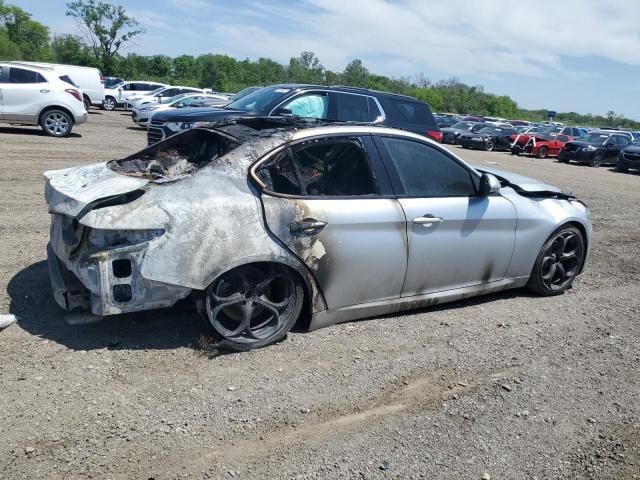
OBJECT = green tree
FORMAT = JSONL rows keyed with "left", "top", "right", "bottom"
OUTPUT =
{"left": 288, "top": 51, "right": 324, "bottom": 84}
{"left": 50, "top": 34, "right": 91, "bottom": 65}
{"left": 0, "top": 0, "right": 50, "bottom": 59}
{"left": 66, "top": 0, "right": 144, "bottom": 72}
{"left": 341, "top": 58, "right": 369, "bottom": 86}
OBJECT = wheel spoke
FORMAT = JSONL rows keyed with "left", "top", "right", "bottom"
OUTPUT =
{"left": 554, "top": 262, "right": 567, "bottom": 284}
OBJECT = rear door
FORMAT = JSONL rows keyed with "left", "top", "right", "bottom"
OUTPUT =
{"left": 1, "top": 67, "right": 49, "bottom": 122}
{"left": 256, "top": 134, "right": 407, "bottom": 309}
{"left": 373, "top": 134, "right": 517, "bottom": 295}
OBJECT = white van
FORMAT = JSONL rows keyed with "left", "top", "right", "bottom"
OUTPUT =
{"left": 9, "top": 62, "right": 104, "bottom": 110}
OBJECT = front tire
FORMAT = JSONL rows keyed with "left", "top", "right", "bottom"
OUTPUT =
{"left": 103, "top": 96, "right": 117, "bottom": 111}
{"left": 588, "top": 152, "right": 604, "bottom": 167}
{"left": 527, "top": 225, "right": 585, "bottom": 296}
{"left": 203, "top": 264, "right": 304, "bottom": 351}
{"left": 484, "top": 140, "right": 494, "bottom": 151}
{"left": 40, "top": 110, "right": 73, "bottom": 137}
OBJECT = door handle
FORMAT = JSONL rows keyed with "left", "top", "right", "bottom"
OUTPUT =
{"left": 289, "top": 219, "right": 327, "bottom": 236}
{"left": 412, "top": 215, "right": 443, "bottom": 226}
{"left": 40, "top": 89, "right": 50, "bottom": 93}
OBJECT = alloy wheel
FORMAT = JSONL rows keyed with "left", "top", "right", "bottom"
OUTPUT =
{"left": 103, "top": 97, "right": 116, "bottom": 111}
{"left": 540, "top": 230, "right": 583, "bottom": 291}
{"left": 205, "top": 265, "right": 296, "bottom": 345}
{"left": 43, "top": 112, "right": 70, "bottom": 136}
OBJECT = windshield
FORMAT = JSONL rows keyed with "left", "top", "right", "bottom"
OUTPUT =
{"left": 478, "top": 127, "right": 502, "bottom": 135}
{"left": 224, "top": 86, "right": 291, "bottom": 113}
{"left": 110, "top": 81, "right": 124, "bottom": 89}
{"left": 232, "top": 86, "right": 262, "bottom": 101}
{"left": 451, "top": 121, "right": 473, "bottom": 129}
{"left": 581, "top": 133, "right": 610, "bottom": 145}
{"left": 165, "top": 93, "right": 190, "bottom": 104}
{"left": 149, "top": 87, "right": 167, "bottom": 96}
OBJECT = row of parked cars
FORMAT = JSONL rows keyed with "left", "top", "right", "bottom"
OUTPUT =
{"left": 438, "top": 119, "right": 640, "bottom": 171}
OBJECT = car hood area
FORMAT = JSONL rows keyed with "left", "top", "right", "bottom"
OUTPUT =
{"left": 151, "top": 106, "right": 252, "bottom": 123}
{"left": 472, "top": 164, "right": 561, "bottom": 193}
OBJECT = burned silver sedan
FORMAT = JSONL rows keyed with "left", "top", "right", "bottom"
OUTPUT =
{"left": 45, "top": 119, "right": 592, "bottom": 351}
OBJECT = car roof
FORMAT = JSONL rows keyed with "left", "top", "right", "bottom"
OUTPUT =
{"left": 261, "top": 83, "right": 425, "bottom": 102}
{"left": 0, "top": 61, "right": 53, "bottom": 71}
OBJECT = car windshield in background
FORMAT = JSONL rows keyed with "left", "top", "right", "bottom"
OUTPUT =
{"left": 149, "top": 87, "right": 166, "bottom": 95}
{"left": 478, "top": 127, "right": 503, "bottom": 135}
{"left": 224, "top": 86, "right": 290, "bottom": 113}
{"left": 232, "top": 86, "right": 262, "bottom": 101}
{"left": 165, "top": 93, "right": 189, "bottom": 104}
{"left": 581, "top": 133, "right": 610, "bottom": 144}
{"left": 451, "top": 121, "right": 473, "bottom": 129}
{"left": 110, "top": 82, "right": 124, "bottom": 89}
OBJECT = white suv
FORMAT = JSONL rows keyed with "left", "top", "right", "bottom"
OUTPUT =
{"left": 0, "top": 63, "right": 88, "bottom": 137}
{"left": 102, "top": 81, "right": 167, "bottom": 110}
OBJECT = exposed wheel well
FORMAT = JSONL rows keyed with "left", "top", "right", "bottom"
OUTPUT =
{"left": 38, "top": 105, "right": 76, "bottom": 125}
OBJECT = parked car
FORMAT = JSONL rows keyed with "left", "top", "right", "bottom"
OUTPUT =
{"left": 145, "top": 84, "right": 441, "bottom": 145}
{"left": 510, "top": 125, "right": 584, "bottom": 151}
{"left": 230, "top": 86, "right": 262, "bottom": 100}
{"left": 435, "top": 115, "right": 459, "bottom": 128}
{"left": 558, "top": 131, "right": 632, "bottom": 167}
{"left": 0, "top": 62, "right": 87, "bottom": 137}
{"left": 102, "top": 81, "right": 167, "bottom": 110}
{"left": 511, "top": 133, "right": 574, "bottom": 158}
{"left": 440, "top": 121, "right": 485, "bottom": 144}
{"left": 7, "top": 61, "right": 104, "bottom": 110}
{"left": 44, "top": 117, "right": 591, "bottom": 351}
{"left": 617, "top": 142, "right": 640, "bottom": 172}
{"left": 104, "top": 76, "right": 124, "bottom": 88}
{"left": 127, "top": 86, "right": 210, "bottom": 110}
{"left": 458, "top": 126, "right": 517, "bottom": 151}
{"left": 132, "top": 93, "right": 230, "bottom": 127}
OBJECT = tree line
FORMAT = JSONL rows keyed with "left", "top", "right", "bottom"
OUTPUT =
{"left": 2, "top": 0, "right": 639, "bottom": 129}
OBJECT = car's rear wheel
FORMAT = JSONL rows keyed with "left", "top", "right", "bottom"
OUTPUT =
{"left": 536, "top": 146, "right": 548, "bottom": 159}
{"left": 589, "top": 152, "right": 604, "bottom": 167}
{"left": 204, "top": 264, "right": 304, "bottom": 351}
{"left": 103, "top": 96, "right": 116, "bottom": 111}
{"left": 40, "top": 110, "right": 72, "bottom": 137}
{"left": 83, "top": 95, "right": 91, "bottom": 111}
{"left": 527, "top": 225, "right": 585, "bottom": 296}
{"left": 484, "top": 141, "right": 494, "bottom": 151}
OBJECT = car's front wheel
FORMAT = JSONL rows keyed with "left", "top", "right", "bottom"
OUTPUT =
{"left": 527, "top": 225, "right": 585, "bottom": 296}
{"left": 536, "top": 146, "right": 548, "bottom": 159}
{"left": 589, "top": 152, "right": 604, "bottom": 167}
{"left": 484, "top": 141, "right": 494, "bottom": 151}
{"left": 103, "top": 96, "right": 117, "bottom": 111}
{"left": 40, "top": 110, "right": 73, "bottom": 137}
{"left": 203, "top": 264, "right": 304, "bottom": 351}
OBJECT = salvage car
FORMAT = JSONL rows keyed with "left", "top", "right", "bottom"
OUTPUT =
{"left": 45, "top": 118, "right": 591, "bottom": 351}
{"left": 458, "top": 126, "right": 516, "bottom": 151}
{"left": 616, "top": 142, "right": 640, "bottom": 172}
{"left": 510, "top": 133, "right": 573, "bottom": 158}
{"left": 558, "top": 131, "right": 632, "bottom": 167}
{"left": 132, "top": 93, "right": 229, "bottom": 127}
{"left": 146, "top": 84, "right": 441, "bottom": 144}
{"left": 440, "top": 121, "right": 485, "bottom": 144}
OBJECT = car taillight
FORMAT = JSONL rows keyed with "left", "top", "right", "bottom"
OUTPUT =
{"left": 99, "top": 71, "right": 104, "bottom": 84}
{"left": 65, "top": 88, "right": 82, "bottom": 103}
{"left": 427, "top": 130, "right": 442, "bottom": 142}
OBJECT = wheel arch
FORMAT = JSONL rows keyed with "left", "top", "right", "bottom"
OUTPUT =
{"left": 560, "top": 220, "right": 590, "bottom": 274}
{"left": 38, "top": 105, "right": 76, "bottom": 125}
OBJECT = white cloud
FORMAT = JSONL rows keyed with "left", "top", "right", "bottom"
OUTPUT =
{"left": 180, "top": 0, "right": 640, "bottom": 79}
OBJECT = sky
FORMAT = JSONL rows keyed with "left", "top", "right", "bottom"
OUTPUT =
{"left": 11, "top": 0, "right": 640, "bottom": 119}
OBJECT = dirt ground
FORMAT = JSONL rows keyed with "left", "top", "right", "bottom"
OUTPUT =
{"left": 0, "top": 111, "right": 639, "bottom": 480}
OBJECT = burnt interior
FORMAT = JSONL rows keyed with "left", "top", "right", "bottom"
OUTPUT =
{"left": 108, "top": 129, "right": 240, "bottom": 181}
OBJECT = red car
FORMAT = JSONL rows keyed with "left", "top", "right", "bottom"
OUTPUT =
{"left": 510, "top": 133, "right": 573, "bottom": 158}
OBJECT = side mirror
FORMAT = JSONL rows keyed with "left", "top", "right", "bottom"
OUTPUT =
{"left": 479, "top": 173, "right": 501, "bottom": 196}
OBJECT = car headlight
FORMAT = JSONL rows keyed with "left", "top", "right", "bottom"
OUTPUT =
{"left": 88, "top": 229, "right": 165, "bottom": 252}
{"left": 582, "top": 145, "right": 596, "bottom": 151}
{"left": 166, "top": 121, "right": 209, "bottom": 131}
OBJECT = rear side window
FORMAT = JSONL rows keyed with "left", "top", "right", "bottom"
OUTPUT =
{"left": 9, "top": 67, "right": 46, "bottom": 84}
{"left": 378, "top": 136, "right": 477, "bottom": 197}
{"left": 336, "top": 93, "right": 370, "bottom": 122}
{"left": 257, "top": 137, "right": 378, "bottom": 196}
{"left": 386, "top": 98, "right": 432, "bottom": 125}
{"left": 59, "top": 75, "right": 78, "bottom": 87}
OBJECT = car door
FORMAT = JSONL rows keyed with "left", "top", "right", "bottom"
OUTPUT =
{"left": 1, "top": 67, "right": 49, "bottom": 122}
{"left": 553, "top": 135, "right": 570, "bottom": 155}
{"left": 256, "top": 134, "right": 407, "bottom": 309}
{"left": 373, "top": 134, "right": 517, "bottom": 296}
{"left": 606, "top": 135, "right": 626, "bottom": 160}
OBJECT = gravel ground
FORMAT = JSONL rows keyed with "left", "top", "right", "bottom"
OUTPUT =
{"left": 0, "top": 112, "right": 639, "bottom": 480}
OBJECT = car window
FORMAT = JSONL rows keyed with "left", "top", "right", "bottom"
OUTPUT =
{"left": 257, "top": 137, "right": 378, "bottom": 196}
{"left": 8, "top": 67, "right": 46, "bottom": 84}
{"left": 59, "top": 75, "right": 78, "bottom": 87}
{"left": 378, "top": 136, "right": 477, "bottom": 197}
{"left": 557, "top": 135, "right": 569, "bottom": 142}
{"left": 0, "top": 66, "right": 6, "bottom": 83}
{"left": 281, "top": 93, "right": 329, "bottom": 119}
{"left": 336, "top": 93, "right": 370, "bottom": 122}
{"left": 368, "top": 97, "right": 383, "bottom": 121}
{"left": 386, "top": 99, "right": 431, "bottom": 125}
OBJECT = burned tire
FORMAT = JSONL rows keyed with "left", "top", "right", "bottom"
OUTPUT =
{"left": 588, "top": 152, "right": 604, "bottom": 167}
{"left": 527, "top": 225, "right": 585, "bottom": 296}
{"left": 536, "top": 146, "right": 548, "bottom": 159}
{"left": 40, "top": 109, "right": 73, "bottom": 137}
{"left": 203, "top": 264, "right": 304, "bottom": 352}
